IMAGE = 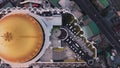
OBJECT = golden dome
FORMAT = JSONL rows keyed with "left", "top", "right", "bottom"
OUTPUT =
{"left": 0, "top": 14, "right": 44, "bottom": 63}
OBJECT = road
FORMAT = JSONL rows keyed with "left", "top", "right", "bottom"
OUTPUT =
{"left": 74, "top": 0, "right": 120, "bottom": 53}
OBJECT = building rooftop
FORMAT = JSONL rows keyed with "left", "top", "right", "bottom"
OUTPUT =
{"left": 20, "top": 0, "right": 42, "bottom": 4}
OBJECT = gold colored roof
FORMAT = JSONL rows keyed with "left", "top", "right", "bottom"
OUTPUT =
{"left": 0, "top": 14, "right": 44, "bottom": 63}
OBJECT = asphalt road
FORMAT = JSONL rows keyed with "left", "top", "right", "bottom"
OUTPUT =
{"left": 74, "top": 0, "right": 120, "bottom": 53}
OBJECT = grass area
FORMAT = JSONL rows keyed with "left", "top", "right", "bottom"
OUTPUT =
{"left": 98, "top": 0, "right": 109, "bottom": 8}
{"left": 49, "top": 0, "right": 61, "bottom": 8}
{"left": 83, "top": 15, "right": 89, "bottom": 21}
{"left": 88, "top": 21, "right": 100, "bottom": 35}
